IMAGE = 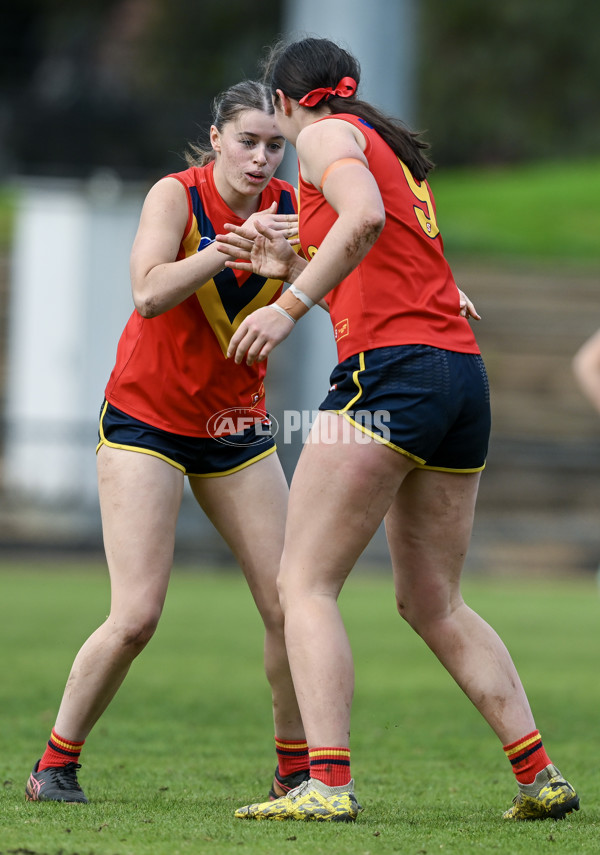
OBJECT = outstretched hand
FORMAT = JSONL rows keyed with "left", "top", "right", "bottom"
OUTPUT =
{"left": 216, "top": 218, "right": 300, "bottom": 281}
{"left": 232, "top": 201, "right": 298, "bottom": 241}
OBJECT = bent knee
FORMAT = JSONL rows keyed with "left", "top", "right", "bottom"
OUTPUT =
{"left": 395, "top": 589, "right": 443, "bottom": 629}
{"left": 396, "top": 596, "right": 420, "bottom": 631}
{"left": 396, "top": 591, "right": 462, "bottom": 637}
{"left": 276, "top": 568, "right": 300, "bottom": 615}
{"left": 258, "top": 600, "right": 286, "bottom": 635}
{"left": 109, "top": 608, "right": 162, "bottom": 651}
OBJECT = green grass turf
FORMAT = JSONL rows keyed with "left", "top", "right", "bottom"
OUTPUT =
{"left": 431, "top": 158, "right": 600, "bottom": 268}
{"left": 1, "top": 561, "right": 599, "bottom": 854}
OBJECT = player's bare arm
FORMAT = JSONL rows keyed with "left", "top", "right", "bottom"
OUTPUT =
{"left": 227, "top": 123, "right": 384, "bottom": 366}
{"left": 130, "top": 186, "right": 297, "bottom": 319}
{"left": 573, "top": 328, "right": 600, "bottom": 415}
{"left": 280, "top": 119, "right": 385, "bottom": 306}
{"left": 130, "top": 177, "right": 240, "bottom": 318}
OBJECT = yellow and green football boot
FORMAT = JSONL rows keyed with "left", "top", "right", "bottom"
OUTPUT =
{"left": 236, "top": 778, "right": 361, "bottom": 822}
{"left": 503, "top": 764, "right": 579, "bottom": 820}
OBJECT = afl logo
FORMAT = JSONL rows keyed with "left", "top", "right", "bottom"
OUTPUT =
{"left": 206, "top": 407, "right": 279, "bottom": 446}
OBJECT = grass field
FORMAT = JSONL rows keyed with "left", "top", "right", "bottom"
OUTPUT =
{"left": 419, "top": 157, "right": 600, "bottom": 268}
{"left": 1, "top": 561, "right": 598, "bottom": 854}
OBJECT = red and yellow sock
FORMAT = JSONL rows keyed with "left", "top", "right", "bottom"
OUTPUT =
{"left": 38, "top": 729, "right": 85, "bottom": 771}
{"left": 275, "top": 737, "right": 309, "bottom": 778}
{"left": 503, "top": 730, "right": 551, "bottom": 785}
{"left": 309, "top": 746, "right": 351, "bottom": 787}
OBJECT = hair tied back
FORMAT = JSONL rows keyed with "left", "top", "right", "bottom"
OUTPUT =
{"left": 298, "top": 77, "right": 357, "bottom": 107}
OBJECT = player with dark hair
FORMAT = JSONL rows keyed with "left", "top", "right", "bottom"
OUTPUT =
{"left": 221, "top": 39, "right": 579, "bottom": 823}
{"left": 25, "top": 80, "right": 309, "bottom": 803}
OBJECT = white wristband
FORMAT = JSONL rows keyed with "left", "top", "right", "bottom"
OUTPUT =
{"left": 269, "top": 304, "right": 296, "bottom": 324}
{"left": 289, "top": 284, "right": 315, "bottom": 309}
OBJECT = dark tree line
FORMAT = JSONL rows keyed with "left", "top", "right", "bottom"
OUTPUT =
{"left": 0, "top": 0, "right": 283, "bottom": 180}
{"left": 1, "top": 0, "right": 598, "bottom": 180}
{"left": 420, "top": 0, "right": 600, "bottom": 165}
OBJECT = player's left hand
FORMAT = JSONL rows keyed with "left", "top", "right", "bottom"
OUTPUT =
{"left": 227, "top": 305, "right": 295, "bottom": 365}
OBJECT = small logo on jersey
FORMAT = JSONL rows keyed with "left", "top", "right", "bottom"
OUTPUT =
{"left": 207, "top": 407, "right": 278, "bottom": 446}
{"left": 329, "top": 383, "right": 338, "bottom": 391}
{"left": 425, "top": 222, "right": 432, "bottom": 233}
{"left": 250, "top": 383, "right": 266, "bottom": 408}
{"left": 198, "top": 235, "right": 216, "bottom": 251}
{"left": 334, "top": 318, "right": 349, "bottom": 341}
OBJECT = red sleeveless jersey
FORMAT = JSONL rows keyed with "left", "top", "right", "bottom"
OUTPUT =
{"left": 105, "top": 162, "right": 297, "bottom": 436}
{"left": 298, "top": 114, "right": 480, "bottom": 362}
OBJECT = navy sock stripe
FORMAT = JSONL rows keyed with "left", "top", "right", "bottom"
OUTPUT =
{"left": 509, "top": 742, "right": 542, "bottom": 767}
{"left": 48, "top": 740, "right": 81, "bottom": 757}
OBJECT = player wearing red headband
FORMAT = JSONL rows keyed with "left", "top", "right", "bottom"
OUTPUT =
{"left": 221, "top": 38, "right": 579, "bottom": 824}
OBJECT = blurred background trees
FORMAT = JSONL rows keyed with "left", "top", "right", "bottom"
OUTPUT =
{"left": 420, "top": 0, "right": 600, "bottom": 165}
{"left": 0, "top": 0, "right": 598, "bottom": 570}
{"left": 1, "top": 0, "right": 599, "bottom": 181}
{"left": 0, "top": 0, "right": 283, "bottom": 180}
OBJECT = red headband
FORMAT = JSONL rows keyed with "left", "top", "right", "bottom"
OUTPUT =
{"left": 298, "top": 76, "right": 357, "bottom": 108}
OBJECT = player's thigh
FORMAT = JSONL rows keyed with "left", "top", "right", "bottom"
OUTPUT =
{"left": 97, "top": 444, "right": 184, "bottom": 610}
{"left": 280, "top": 412, "right": 414, "bottom": 599}
{"left": 386, "top": 468, "right": 481, "bottom": 617}
{"left": 189, "top": 453, "right": 288, "bottom": 608}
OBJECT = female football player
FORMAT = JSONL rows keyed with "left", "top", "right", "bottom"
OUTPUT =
{"left": 223, "top": 38, "right": 579, "bottom": 823}
{"left": 26, "top": 80, "right": 308, "bottom": 803}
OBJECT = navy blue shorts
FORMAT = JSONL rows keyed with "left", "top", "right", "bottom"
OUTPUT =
{"left": 97, "top": 401, "right": 276, "bottom": 477}
{"left": 318, "top": 345, "right": 491, "bottom": 472}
